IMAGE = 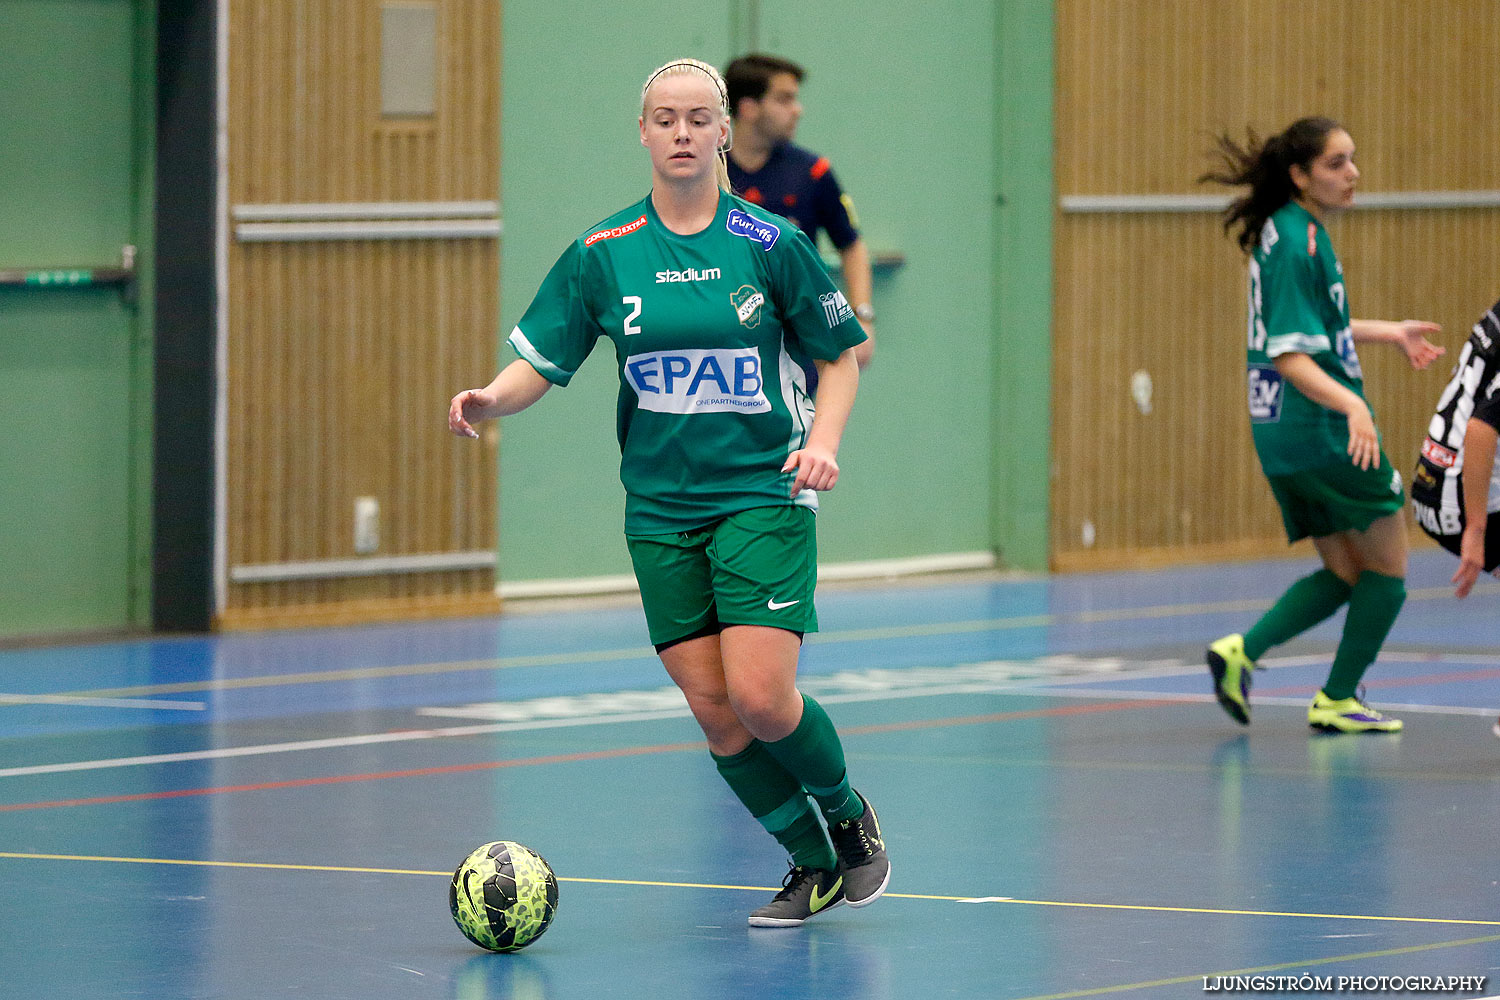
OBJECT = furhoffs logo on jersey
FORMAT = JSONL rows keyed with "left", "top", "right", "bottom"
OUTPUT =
{"left": 1247, "top": 365, "right": 1283, "bottom": 423}
{"left": 624, "top": 348, "right": 770, "bottom": 414}
{"left": 820, "top": 290, "right": 855, "bottom": 328}
{"left": 726, "top": 209, "right": 779, "bottom": 251}
{"left": 584, "top": 215, "right": 647, "bottom": 246}
{"left": 731, "top": 284, "right": 765, "bottom": 328}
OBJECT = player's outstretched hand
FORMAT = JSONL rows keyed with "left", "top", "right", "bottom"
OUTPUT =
{"left": 448, "top": 388, "right": 492, "bottom": 439}
{"left": 782, "top": 446, "right": 839, "bottom": 496}
{"left": 1453, "top": 530, "right": 1487, "bottom": 599}
{"left": 1398, "top": 320, "right": 1444, "bottom": 370}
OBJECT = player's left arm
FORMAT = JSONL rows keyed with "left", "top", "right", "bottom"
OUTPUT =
{"left": 1454, "top": 414, "right": 1498, "bottom": 598}
{"left": 783, "top": 348, "right": 860, "bottom": 496}
{"left": 1351, "top": 318, "right": 1444, "bottom": 369}
{"left": 837, "top": 238, "right": 876, "bottom": 369}
{"left": 815, "top": 166, "right": 876, "bottom": 369}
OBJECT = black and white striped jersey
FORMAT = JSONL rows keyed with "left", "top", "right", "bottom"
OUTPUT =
{"left": 1411, "top": 300, "right": 1500, "bottom": 534}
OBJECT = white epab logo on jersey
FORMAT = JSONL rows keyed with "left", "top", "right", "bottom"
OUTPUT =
{"left": 624, "top": 348, "right": 770, "bottom": 414}
{"left": 820, "top": 290, "right": 855, "bottom": 328}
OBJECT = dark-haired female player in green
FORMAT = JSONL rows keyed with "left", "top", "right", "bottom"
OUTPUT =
{"left": 449, "top": 58, "right": 886, "bottom": 926}
{"left": 1200, "top": 117, "right": 1443, "bottom": 733}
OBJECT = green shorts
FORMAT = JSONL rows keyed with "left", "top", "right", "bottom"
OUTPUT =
{"left": 1266, "top": 452, "right": 1405, "bottom": 543}
{"left": 626, "top": 505, "right": 818, "bottom": 648}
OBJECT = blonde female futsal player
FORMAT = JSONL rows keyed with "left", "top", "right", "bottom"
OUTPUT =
{"left": 449, "top": 58, "right": 888, "bottom": 926}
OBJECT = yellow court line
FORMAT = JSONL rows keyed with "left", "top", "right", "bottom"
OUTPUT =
{"left": 1012, "top": 934, "right": 1500, "bottom": 1000}
{"left": 39, "top": 582, "right": 1497, "bottom": 701}
{"left": 4, "top": 852, "right": 1499, "bottom": 929}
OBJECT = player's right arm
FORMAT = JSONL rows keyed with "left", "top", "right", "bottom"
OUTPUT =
{"left": 1271, "top": 352, "right": 1378, "bottom": 469}
{"left": 448, "top": 360, "right": 553, "bottom": 438}
{"left": 449, "top": 235, "right": 602, "bottom": 438}
{"left": 1454, "top": 415, "right": 1498, "bottom": 598}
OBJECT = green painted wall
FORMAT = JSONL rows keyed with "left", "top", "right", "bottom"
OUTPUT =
{"left": 499, "top": 1, "right": 1053, "bottom": 583}
{"left": 0, "top": 1, "right": 154, "bottom": 637}
{"left": 993, "top": 1, "right": 1053, "bottom": 570}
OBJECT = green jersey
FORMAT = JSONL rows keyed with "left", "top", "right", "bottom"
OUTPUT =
{"left": 508, "top": 191, "right": 867, "bottom": 534}
{"left": 1245, "top": 201, "right": 1368, "bottom": 475}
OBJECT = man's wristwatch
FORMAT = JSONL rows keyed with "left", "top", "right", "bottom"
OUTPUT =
{"left": 854, "top": 303, "right": 876, "bottom": 322}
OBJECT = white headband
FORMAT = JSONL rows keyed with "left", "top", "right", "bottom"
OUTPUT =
{"left": 643, "top": 60, "right": 728, "bottom": 111}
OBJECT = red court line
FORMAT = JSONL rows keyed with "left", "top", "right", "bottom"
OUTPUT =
{"left": 0, "top": 698, "right": 1173, "bottom": 813}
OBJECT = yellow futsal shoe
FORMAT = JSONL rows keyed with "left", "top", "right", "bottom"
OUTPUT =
{"left": 1307, "top": 691, "right": 1403, "bottom": 733}
{"left": 1206, "top": 634, "right": 1257, "bottom": 725}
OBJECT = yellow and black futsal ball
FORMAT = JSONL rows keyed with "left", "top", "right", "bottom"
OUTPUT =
{"left": 449, "top": 841, "right": 559, "bottom": 952}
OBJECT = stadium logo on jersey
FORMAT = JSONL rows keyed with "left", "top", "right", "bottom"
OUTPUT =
{"left": 655, "top": 267, "right": 721, "bottom": 284}
{"left": 1247, "top": 365, "right": 1284, "bottom": 423}
{"left": 623, "top": 348, "right": 770, "bottom": 414}
{"left": 1421, "top": 438, "right": 1457, "bottom": 469}
{"left": 584, "top": 215, "right": 647, "bottom": 246}
{"left": 820, "top": 290, "right": 855, "bottom": 328}
{"left": 726, "top": 209, "right": 779, "bottom": 251}
{"left": 731, "top": 284, "right": 765, "bottom": 328}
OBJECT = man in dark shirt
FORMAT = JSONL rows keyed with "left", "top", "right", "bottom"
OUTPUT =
{"left": 724, "top": 53, "right": 875, "bottom": 368}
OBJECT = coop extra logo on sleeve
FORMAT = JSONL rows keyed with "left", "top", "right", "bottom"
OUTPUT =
{"left": 624, "top": 348, "right": 770, "bottom": 414}
{"left": 584, "top": 215, "right": 647, "bottom": 246}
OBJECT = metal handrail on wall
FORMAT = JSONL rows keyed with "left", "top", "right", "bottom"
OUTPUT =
{"left": 0, "top": 245, "right": 137, "bottom": 297}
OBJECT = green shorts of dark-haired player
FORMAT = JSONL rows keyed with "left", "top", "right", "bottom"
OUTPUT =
{"left": 1265, "top": 453, "right": 1405, "bottom": 544}
{"left": 626, "top": 505, "right": 819, "bottom": 649}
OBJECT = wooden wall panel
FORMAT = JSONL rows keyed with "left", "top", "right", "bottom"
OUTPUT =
{"left": 1052, "top": 0, "right": 1500, "bottom": 570}
{"left": 223, "top": 1, "right": 501, "bottom": 627}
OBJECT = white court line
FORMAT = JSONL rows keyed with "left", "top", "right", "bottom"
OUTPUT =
{"left": 0, "top": 711, "right": 696, "bottom": 779}
{"left": 1004, "top": 686, "right": 1500, "bottom": 717}
{"left": 3, "top": 654, "right": 1496, "bottom": 779}
{"left": 0, "top": 694, "right": 205, "bottom": 711}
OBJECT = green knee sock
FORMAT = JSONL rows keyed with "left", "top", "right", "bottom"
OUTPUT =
{"left": 762, "top": 694, "right": 862, "bottom": 825}
{"left": 1323, "top": 570, "right": 1406, "bottom": 700}
{"left": 711, "top": 740, "right": 835, "bottom": 871}
{"left": 1243, "top": 568, "right": 1353, "bottom": 661}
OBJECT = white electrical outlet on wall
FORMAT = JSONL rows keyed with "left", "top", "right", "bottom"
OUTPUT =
{"left": 354, "top": 497, "right": 380, "bottom": 554}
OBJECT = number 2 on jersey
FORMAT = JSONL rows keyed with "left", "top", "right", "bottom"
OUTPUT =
{"left": 623, "top": 295, "right": 642, "bottom": 336}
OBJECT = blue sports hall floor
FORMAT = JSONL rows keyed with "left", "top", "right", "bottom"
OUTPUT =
{"left": 1, "top": 548, "right": 1498, "bottom": 1000}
